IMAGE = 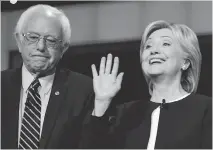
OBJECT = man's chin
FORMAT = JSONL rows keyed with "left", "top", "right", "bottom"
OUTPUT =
{"left": 32, "top": 64, "right": 47, "bottom": 70}
{"left": 31, "top": 65, "right": 56, "bottom": 77}
{"left": 30, "top": 65, "right": 48, "bottom": 74}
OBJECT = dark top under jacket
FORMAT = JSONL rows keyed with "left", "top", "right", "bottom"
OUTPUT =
{"left": 83, "top": 93, "right": 212, "bottom": 149}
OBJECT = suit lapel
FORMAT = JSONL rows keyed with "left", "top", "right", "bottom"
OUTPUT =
{"left": 39, "top": 68, "right": 68, "bottom": 148}
{"left": 4, "top": 68, "right": 22, "bottom": 148}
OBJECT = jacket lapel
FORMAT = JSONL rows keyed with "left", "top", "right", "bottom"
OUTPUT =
{"left": 39, "top": 68, "right": 68, "bottom": 148}
{"left": 4, "top": 68, "right": 22, "bottom": 148}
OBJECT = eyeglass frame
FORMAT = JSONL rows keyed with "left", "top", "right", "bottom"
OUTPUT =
{"left": 22, "top": 32, "right": 63, "bottom": 48}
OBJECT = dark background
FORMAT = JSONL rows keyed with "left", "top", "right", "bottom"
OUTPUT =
{"left": 1, "top": 1, "right": 100, "bottom": 12}
{"left": 9, "top": 35, "right": 212, "bottom": 105}
{"left": 3, "top": 1, "right": 212, "bottom": 105}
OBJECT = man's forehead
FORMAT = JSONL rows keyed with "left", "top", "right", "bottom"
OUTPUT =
{"left": 38, "top": 8, "right": 59, "bottom": 17}
{"left": 23, "top": 13, "right": 62, "bottom": 36}
{"left": 29, "top": 10, "right": 59, "bottom": 21}
{"left": 25, "top": 10, "right": 60, "bottom": 25}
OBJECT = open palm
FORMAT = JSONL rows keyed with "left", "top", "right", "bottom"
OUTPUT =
{"left": 91, "top": 54, "right": 124, "bottom": 101}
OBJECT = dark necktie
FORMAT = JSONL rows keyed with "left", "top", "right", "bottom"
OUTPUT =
{"left": 19, "top": 79, "right": 41, "bottom": 149}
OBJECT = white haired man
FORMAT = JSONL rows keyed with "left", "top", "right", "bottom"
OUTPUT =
{"left": 1, "top": 4, "right": 123, "bottom": 149}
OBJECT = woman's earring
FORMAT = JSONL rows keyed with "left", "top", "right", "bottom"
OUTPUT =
{"left": 182, "top": 65, "right": 186, "bottom": 70}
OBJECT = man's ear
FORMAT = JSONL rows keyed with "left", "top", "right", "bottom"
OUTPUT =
{"left": 61, "top": 43, "right": 69, "bottom": 56}
{"left": 14, "top": 33, "right": 23, "bottom": 53}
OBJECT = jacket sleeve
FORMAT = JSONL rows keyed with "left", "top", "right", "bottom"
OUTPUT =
{"left": 80, "top": 114, "right": 118, "bottom": 149}
{"left": 79, "top": 91, "right": 125, "bottom": 149}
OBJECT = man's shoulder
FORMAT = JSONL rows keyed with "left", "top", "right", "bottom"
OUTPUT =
{"left": 1, "top": 68, "right": 18, "bottom": 73}
{"left": 57, "top": 68, "right": 93, "bottom": 87}
{"left": 1, "top": 68, "right": 20, "bottom": 78}
{"left": 59, "top": 68, "right": 92, "bottom": 81}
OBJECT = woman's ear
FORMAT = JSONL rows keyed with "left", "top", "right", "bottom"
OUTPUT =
{"left": 182, "top": 59, "right": 190, "bottom": 70}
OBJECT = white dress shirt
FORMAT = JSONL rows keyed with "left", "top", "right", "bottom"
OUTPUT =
{"left": 18, "top": 65, "right": 55, "bottom": 144}
{"left": 147, "top": 93, "right": 191, "bottom": 150}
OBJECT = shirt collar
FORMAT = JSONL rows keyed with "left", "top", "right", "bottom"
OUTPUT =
{"left": 22, "top": 64, "right": 35, "bottom": 93}
{"left": 39, "top": 72, "right": 55, "bottom": 94}
{"left": 22, "top": 64, "right": 55, "bottom": 94}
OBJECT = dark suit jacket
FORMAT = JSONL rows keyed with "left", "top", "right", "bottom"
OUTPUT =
{"left": 85, "top": 93, "right": 212, "bottom": 149}
{"left": 1, "top": 66, "right": 95, "bottom": 149}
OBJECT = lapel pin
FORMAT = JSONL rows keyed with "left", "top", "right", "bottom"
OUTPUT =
{"left": 55, "top": 91, "right": 60, "bottom": 95}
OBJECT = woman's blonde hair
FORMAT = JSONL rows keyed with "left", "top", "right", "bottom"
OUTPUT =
{"left": 140, "top": 20, "right": 202, "bottom": 95}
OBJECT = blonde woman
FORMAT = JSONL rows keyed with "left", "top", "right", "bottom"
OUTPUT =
{"left": 85, "top": 20, "right": 212, "bottom": 149}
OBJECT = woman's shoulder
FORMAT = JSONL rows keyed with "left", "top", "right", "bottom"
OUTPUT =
{"left": 188, "top": 93, "right": 211, "bottom": 105}
{"left": 191, "top": 93, "right": 211, "bottom": 100}
{"left": 116, "top": 99, "right": 149, "bottom": 110}
{"left": 115, "top": 100, "right": 150, "bottom": 119}
{"left": 186, "top": 93, "right": 212, "bottom": 113}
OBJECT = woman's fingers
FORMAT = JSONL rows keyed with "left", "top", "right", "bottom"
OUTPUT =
{"left": 105, "top": 53, "right": 112, "bottom": 74}
{"left": 91, "top": 64, "right": 98, "bottom": 78}
{"left": 99, "top": 57, "right": 106, "bottom": 75}
{"left": 111, "top": 56, "right": 119, "bottom": 77}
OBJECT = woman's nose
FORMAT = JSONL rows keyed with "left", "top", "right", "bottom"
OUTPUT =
{"left": 150, "top": 46, "right": 160, "bottom": 55}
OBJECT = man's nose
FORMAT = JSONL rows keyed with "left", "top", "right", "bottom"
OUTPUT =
{"left": 36, "top": 38, "right": 46, "bottom": 52}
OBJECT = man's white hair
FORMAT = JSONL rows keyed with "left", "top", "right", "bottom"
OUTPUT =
{"left": 15, "top": 4, "right": 71, "bottom": 47}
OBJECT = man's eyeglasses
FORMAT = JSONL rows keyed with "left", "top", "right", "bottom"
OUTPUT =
{"left": 22, "top": 32, "right": 62, "bottom": 48}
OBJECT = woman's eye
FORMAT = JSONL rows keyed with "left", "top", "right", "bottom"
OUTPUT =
{"left": 145, "top": 45, "right": 151, "bottom": 49}
{"left": 163, "top": 42, "right": 171, "bottom": 46}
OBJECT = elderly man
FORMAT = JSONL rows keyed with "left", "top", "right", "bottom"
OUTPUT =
{"left": 1, "top": 4, "right": 123, "bottom": 149}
